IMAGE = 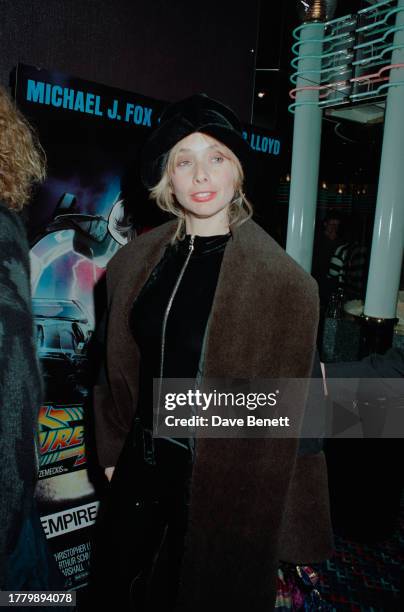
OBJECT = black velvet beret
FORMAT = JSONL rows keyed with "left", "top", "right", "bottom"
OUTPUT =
{"left": 140, "top": 93, "right": 251, "bottom": 189}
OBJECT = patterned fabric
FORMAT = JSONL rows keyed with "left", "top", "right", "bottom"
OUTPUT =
{"left": 0, "top": 202, "right": 42, "bottom": 587}
{"left": 320, "top": 507, "right": 403, "bottom": 610}
{"left": 275, "top": 564, "right": 330, "bottom": 611}
{"left": 327, "top": 241, "right": 368, "bottom": 300}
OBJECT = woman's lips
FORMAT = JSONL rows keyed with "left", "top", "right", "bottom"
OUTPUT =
{"left": 190, "top": 191, "right": 217, "bottom": 202}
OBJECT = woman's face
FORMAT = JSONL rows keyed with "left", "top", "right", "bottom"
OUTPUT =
{"left": 169, "top": 132, "right": 237, "bottom": 225}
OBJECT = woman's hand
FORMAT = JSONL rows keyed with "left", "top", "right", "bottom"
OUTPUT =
{"left": 104, "top": 466, "right": 115, "bottom": 482}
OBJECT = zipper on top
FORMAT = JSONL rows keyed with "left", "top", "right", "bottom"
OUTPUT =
{"left": 156, "top": 235, "right": 195, "bottom": 420}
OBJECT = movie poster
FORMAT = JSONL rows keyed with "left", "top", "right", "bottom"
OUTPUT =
{"left": 14, "top": 63, "right": 283, "bottom": 589}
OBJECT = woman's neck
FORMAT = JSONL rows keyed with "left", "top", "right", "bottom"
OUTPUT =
{"left": 184, "top": 213, "right": 230, "bottom": 237}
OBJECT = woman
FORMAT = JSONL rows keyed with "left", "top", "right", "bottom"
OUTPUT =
{"left": 0, "top": 86, "right": 63, "bottom": 593}
{"left": 93, "top": 94, "right": 332, "bottom": 610}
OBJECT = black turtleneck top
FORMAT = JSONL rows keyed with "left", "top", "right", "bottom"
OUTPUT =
{"left": 130, "top": 233, "right": 230, "bottom": 430}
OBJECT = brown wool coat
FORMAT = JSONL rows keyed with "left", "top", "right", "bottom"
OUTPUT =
{"left": 94, "top": 218, "right": 333, "bottom": 611}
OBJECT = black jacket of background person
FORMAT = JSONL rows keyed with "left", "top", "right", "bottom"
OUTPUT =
{"left": 0, "top": 203, "right": 42, "bottom": 586}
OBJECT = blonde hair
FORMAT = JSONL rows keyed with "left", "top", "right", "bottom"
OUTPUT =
{"left": 0, "top": 86, "right": 46, "bottom": 211}
{"left": 149, "top": 134, "right": 252, "bottom": 241}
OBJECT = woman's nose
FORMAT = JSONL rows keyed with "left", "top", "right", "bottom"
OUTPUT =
{"left": 193, "top": 162, "right": 209, "bottom": 183}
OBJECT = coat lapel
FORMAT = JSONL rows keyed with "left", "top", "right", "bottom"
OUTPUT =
{"left": 202, "top": 219, "right": 318, "bottom": 379}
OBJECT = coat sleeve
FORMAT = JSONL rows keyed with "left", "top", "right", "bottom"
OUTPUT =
{"left": 92, "top": 314, "right": 129, "bottom": 468}
{"left": 0, "top": 207, "right": 41, "bottom": 586}
{"left": 92, "top": 259, "right": 133, "bottom": 468}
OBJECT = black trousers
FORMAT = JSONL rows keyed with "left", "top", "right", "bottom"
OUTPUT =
{"left": 89, "top": 430, "right": 193, "bottom": 611}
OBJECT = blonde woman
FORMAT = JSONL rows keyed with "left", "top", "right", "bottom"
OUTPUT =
{"left": 93, "top": 94, "right": 332, "bottom": 610}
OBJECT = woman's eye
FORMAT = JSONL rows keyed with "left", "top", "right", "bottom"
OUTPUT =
{"left": 177, "top": 159, "right": 191, "bottom": 167}
{"left": 212, "top": 156, "right": 224, "bottom": 163}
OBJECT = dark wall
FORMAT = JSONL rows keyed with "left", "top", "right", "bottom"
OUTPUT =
{"left": 0, "top": 0, "right": 259, "bottom": 121}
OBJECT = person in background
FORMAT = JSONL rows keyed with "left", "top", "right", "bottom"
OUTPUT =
{"left": 327, "top": 214, "right": 368, "bottom": 301}
{"left": 0, "top": 86, "right": 63, "bottom": 592}
{"left": 312, "top": 210, "right": 345, "bottom": 350}
{"left": 312, "top": 210, "right": 344, "bottom": 306}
